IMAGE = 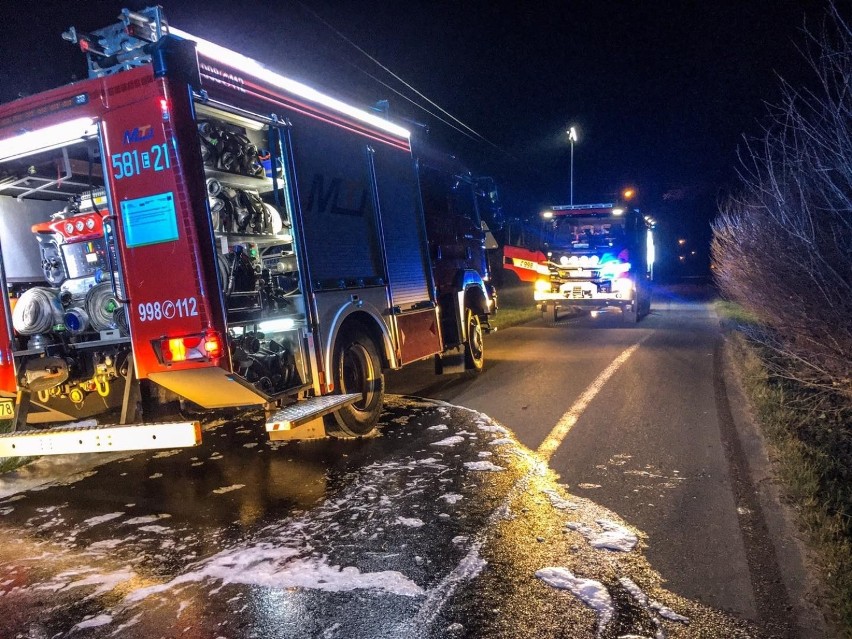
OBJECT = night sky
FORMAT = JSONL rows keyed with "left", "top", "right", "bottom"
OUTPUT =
{"left": 0, "top": 0, "right": 839, "bottom": 275}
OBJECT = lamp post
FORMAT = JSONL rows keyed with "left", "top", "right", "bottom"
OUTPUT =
{"left": 567, "top": 127, "right": 578, "bottom": 205}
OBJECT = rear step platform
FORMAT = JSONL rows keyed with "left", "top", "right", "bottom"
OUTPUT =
{"left": 0, "top": 421, "right": 202, "bottom": 457}
{"left": 266, "top": 393, "right": 360, "bottom": 440}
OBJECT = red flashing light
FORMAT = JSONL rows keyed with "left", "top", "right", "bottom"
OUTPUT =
{"left": 160, "top": 98, "right": 170, "bottom": 121}
{"left": 203, "top": 331, "right": 223, "bottom": 359}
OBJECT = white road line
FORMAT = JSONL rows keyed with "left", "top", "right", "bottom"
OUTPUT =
{"left": 406, "top": 339, "right": 648, "bottom": 635}
{"left": 537, "top": 338, "right": 647, "bottom": 461}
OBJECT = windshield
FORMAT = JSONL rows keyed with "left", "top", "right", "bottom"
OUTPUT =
{"left": 552, "top": 216, "right": 626, "bottom": 250}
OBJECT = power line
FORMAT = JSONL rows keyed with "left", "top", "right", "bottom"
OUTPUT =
{"left": 296, "top": 1, "right": 505, "bottom": 153}
{"left": 344, "top": 58, "right": 486, "bottom": 145}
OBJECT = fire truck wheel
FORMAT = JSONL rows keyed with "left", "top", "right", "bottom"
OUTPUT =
{"left": 543, "top": 303, "right": 558, "bottom": 324}
{"left": 324, "top": 329, "right": 385, "bottom": 437}
{"left": 464, "top": 309, "right": 484, "bottom": 372}
{"left": 623, "top": 304, "right": 639, "bottom": 323}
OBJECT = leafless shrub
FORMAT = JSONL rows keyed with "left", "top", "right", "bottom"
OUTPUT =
{"left": 712, "top": 5, "right": 852, "bottom": 402}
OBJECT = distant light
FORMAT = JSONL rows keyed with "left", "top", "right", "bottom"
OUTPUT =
{"left": 567, "top": 127, "right": 578, "bottom": 143}
{"left": 169, "top": 27, "right": 411, "bottom": 140}
{"left": 612, "top": 207, "right": 625, "bottom": 216}
{"left": 0, "top": 117, "right": 98, "bottom": 162}
{"left": 622, "top": 188, "right": 635, "bottom": 200}
{"left": 678, "top": 238, "right": 687, "bottom": 245}
{"left": 541, "top": 210, "right": 553, "bottom": 219}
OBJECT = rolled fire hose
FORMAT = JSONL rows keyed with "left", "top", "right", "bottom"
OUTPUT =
{"left": 12, "top": 287, "right": 64, "bottom": 335}
{"left": 85, "top": 282, "right": 122, "bottom": 331}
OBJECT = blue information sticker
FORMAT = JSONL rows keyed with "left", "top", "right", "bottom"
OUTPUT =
{"left": 120, "top": 192, "right": 179, "bottom": 248}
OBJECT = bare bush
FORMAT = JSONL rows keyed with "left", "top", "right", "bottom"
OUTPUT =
{"left": 712, "top": 5, "right": 852, "bottom": 401}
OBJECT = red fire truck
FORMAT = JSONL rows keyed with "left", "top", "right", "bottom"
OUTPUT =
{"left": 0, "top": 7, "right": 493, "bottom": 456}
{"left": 514, "top": 203, "right": 654, "bottom": 323}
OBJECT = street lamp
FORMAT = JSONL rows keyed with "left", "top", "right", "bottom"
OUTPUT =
{"left": 567, "top": 127, "right": 578, "bottom": 205}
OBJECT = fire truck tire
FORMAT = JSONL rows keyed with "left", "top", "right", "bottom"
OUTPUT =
{"left": 623, "top": 304, "right": 639, "bottom": 323}
{"left": 324, "top": 328, "right": 384, "bottom": 437}
{"left": 543, "top": 303, "right": 558, "bottom": 324}
{"left": 463, "top": 309, "right": 484, "bottom": 372}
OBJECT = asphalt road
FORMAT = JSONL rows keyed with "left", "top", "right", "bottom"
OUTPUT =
{"left": 0, "top": 285, "right": 811, "bottom": 638}
{"left": 387, "top": 285, "right": 809, "bottom": 638}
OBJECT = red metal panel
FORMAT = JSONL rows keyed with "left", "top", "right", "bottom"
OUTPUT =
{"left": 0, "top": 304, "right": 16, "bottom": 394}
{"left": 100, "top": 79, "right": 219, "bottom": 379}
{"left": 503, "top": 245, "right": 547, "bottom": 283}
{"left": 396, "top": 309, "right": 442, "bottom": 365}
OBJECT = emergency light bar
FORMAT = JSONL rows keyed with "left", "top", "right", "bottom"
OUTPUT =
{"left": 168, "top": 27, "right": 411, "bottom": 141}
{"left": 0, "top": 117, "right": 99, "bottom": 162}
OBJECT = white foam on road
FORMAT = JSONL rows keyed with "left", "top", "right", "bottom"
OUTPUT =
{"left": 398, "top": 517, "right": 425, "bottom": 528}
{"left": 212, "top": 484, "right": 245, "bottom": 495}
{"left": 567, "top": 519, "right": 638, "bottom": 552}
{"left": 619, "top": 576, "right": 690, "bottom": 625}
{"left": 71, "top": 614, "right": 113, "bottom": 631}
{"left": 463, "top": 461, "right": 504, "bottom": 472}
{"left": 124, "top": 543, "right": 424, "bottom": 602}
{"left": 430, "top": 436, "right": 465, "bottom": 447}
{"left": 82, "top": 513, "right": 124, "bottom": 527}
{"left": 536, "top": 567, "right": 613, "bottom": 636}
{"left": 542, "top": 489, "right": 578, "bottom": 511}
{"left": 68, "top": 568, "right": 136, "bottom": 599}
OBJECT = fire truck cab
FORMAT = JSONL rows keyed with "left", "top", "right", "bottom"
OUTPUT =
{"left": 0, "top": 7, "right": 492, "bottom": 456}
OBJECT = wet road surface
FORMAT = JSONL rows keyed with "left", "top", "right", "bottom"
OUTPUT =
{"left": 387, "top": 287, "right": 810, "bottom": 638}
{"left": 0, "top": 396, "right": 761, "bottom": 638}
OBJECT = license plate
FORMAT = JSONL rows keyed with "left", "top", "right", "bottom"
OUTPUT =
{"left": 0, "top": 399, "right": 15, "bottom": 419}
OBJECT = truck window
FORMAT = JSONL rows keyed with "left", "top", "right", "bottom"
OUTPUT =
{"left": 419, "top": 167, "right": 479, "bottom": 224}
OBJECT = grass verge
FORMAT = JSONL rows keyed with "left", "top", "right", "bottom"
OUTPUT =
{"left": 724, "top": 326, "right": 852, "bottom": 637}
{"left": 491, "top": 302, "right": 541, "bottom": 329}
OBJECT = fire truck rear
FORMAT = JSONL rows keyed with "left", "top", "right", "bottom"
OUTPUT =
{"left": 534, "top": 203, "right": 654, "bottom": 323}
{"left": 0, "top": 7, "right": 492, "bottom": 456}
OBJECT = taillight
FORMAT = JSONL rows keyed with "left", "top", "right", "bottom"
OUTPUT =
{"left": 203, "top": 331, "right": 223, "bottom": 358}
{"left": 159, "top": 330, "right": 223, "bottom": 364}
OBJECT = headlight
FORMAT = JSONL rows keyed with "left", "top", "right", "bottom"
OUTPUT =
{"left": 535, "top": 279, "right": 552, "bottom": 292}
{"left": 559, "top": 255, "right": 569, "bottom": 266}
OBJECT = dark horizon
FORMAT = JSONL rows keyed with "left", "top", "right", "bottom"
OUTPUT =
{"left": 0, "top": 0, "right": 840, "bottom": 276}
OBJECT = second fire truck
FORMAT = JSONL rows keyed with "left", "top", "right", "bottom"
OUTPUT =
{"left": 505, "top": 203, "right": 654, "bottom": 323}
